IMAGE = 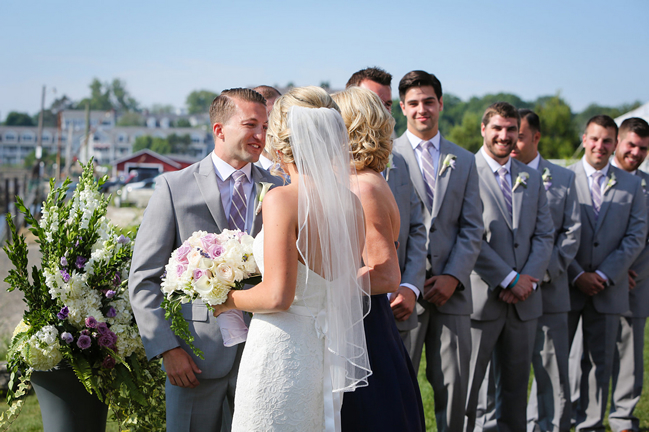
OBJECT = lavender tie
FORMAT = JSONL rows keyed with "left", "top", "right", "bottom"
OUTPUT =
{"left": 229, "top": 170, "right": 247, "bottom": 231}
{"left": 497, "top": 167, "right": 513, "bottom": 217}
{"left": 591, "top": 172, "right": 604, "bottom": 220}
{"left": 419, "top": 141, "right": 437, "bottom": 208}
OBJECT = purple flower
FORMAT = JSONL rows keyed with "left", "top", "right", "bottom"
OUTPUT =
{"left": 175, "top": 244, "right": 192, "bottom": 262}
{"left": 77, "top": 335, "right": 92, "bottom": 349}
{"left": 116, "top": 235, "right": 130, "bottom": 245}
{"left": 193, "top": 269, "right": 205, "bottom": 280}
{"left": 97, "top": 322, "right": 109, "bottom": 334}
{"left": 106, "top": 307, "right": 117, "bottom": 318}
{"left": 97, "top": 334, "right": 114, "bottom": 348}
{"left": 105, "top": 290, "right": 116, "bottom": 299}
{"left": 75, "top": 256, "right": 87, "bottom": 269}
{"left": 60, "top": 256, "right": 68, "bottom": 267}
{"left": 200, "top": 234, "right": 218, "bottom": 250}
{"left": 113, "top": 272, "right": 121, "bottom": 287}
{"left": 176, "top": 264, "right": 187, "bottom": 278}
{"left": 81, "top": 329, "right": 90, "bottom": 336}
{"left": 544, "top": 181, "right": 552, "bottom": 191}
{"left": 60, "top": 269, "right": 71, "bottom": 283}
{"left": 208, "top": 244, "right": 224, "bottom": 258}
{"left": 57, "top": 306, "right": 69, "bottom": 320}
{"left": 85, "top": 316, "right": 98, "bottom": 328}
{"left": 102, "top": 356, "right": 116, "bottom": 369}
{"left": 61, "top": 332, "right": 74, "bottom": 344}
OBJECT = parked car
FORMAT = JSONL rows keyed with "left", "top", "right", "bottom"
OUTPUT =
{"left": 114, "top": 176, "right": 157, "bottom": 208}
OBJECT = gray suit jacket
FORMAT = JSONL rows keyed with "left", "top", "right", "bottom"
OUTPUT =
{"left": 394, "top": 133, "right": 483, "bottom": 315}
{"left": 471, "top": 152, "right": 554, "bottom": 322}
{"left": 626, "top": 169, "right": 649, "bottom": 317}
{"left": 128, "top": 155, "right": 281, "bottom": 379}
{"left": 567, "top": 162, "right": 647, "bottom": 315}
{"left": 537, "top": 157, "right": 581, "bottom": 314}
{"left": 384, "top": 152, "right": 428, "bottom": 332}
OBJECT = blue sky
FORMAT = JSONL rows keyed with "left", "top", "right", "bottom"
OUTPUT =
{"left": 1, "top": 0, "right": 648, "bottom": 117}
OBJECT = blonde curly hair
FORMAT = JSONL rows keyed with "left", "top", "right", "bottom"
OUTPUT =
{"left": 332, "top": 86, "right": 395, "bottom": 173}
{"left": 266, "top": 86, "right": 340, "bottom": 174}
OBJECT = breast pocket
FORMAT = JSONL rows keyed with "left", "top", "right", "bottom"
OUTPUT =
{"left": 181, "top": 303, "right": 209, "bottom": 322}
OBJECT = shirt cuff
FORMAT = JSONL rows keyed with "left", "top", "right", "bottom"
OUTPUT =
{"left": 572, "top": 271, "right": 585, "bottom": 285}
{"left": 532, "top": 282, "right": 537, "bottom": 290}
{"left": 400, "top": 283, "right": 420, "bottom": 299}
{"left": 501, "top": 271, "right": 518, "bottom": 289}
{"left": 595, "top": 270, "right": 608, "bottom": 281}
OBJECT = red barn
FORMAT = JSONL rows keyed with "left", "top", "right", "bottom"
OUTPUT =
{"left": 112, "top": 149, "right": 198, "bottom": 180}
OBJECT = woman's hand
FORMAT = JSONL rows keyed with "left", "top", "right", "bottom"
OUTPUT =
{"left": 212, "top": 292, "right": 235, "bottom": 317}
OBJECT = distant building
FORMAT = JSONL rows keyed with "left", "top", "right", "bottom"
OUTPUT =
{"left": 112, "top": 148, "right": 197, "bottom": 179}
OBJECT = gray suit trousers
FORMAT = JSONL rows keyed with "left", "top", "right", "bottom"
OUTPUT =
{"left": 609, "top": 316, "right": 647, "bottom": 432}
{"left": 568, "top": 300, "right": 620, "bottom": 431}
{"left": 410, "top": 307, "right": 471, "bottom": 432}
{"left": 466, "top": 304, "right": 537, "bottom": 432}
{"left": 527, "top": 312, "right": 572, "bottom": 432}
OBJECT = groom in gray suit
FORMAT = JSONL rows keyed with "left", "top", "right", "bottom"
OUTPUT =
{"left": 465, "top": 102, "right": 554, "bottom": 432}
{"left": 393, "top": 70, "right": 484, "bottom": 432}
{"left": 608, "top": 117, "right": 649, "bottom": 432}
{"left": 567, "top": 115, "right": 646, "bottom": 431}
{"left": 129, "top": 88, "right": 281, "bottom": 431}
{"left": 346, "top": 67, "right": 428, "bottom": 350}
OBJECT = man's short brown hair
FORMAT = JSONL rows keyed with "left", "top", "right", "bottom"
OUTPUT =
{"left": 585, "top": 114, "right": 618, "bottom": 138}
{"left": 252, "top": 85, "right": 281, "bottom": 101}
{"left": 209, "top": 88, "right": 266, "bottom": 126}
{"left": 346, "top": 67, "right": 392, "bottom": 88}
{"left": 398, "top": 70, "right": 442, "bottom": 101}
{"left": 619, "top": 117, "right": 649, "bottom": 139}
{"left": 482, "top": 102, "right": 520, "bottom": 127}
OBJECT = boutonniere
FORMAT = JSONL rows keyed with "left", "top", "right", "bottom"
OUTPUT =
{"left": 542, "top": 167, "right": 553, "bottom": 191}
{"left": 512, "top": 172, "right": 529, "bottom": 192}
{"left": 604, "top": 172, "right": 617, "bottom": 194}
{"left": 438, "top": 154, "right": 457, "bottom": 177}
{"left": 255, "top": 182, "right": 274, "bottom": 215}
{"left": 385, "top": 153, "right": 395, "bottom": 181}
{"left": 642, "top": 178, "right": 647, "bottom": 193}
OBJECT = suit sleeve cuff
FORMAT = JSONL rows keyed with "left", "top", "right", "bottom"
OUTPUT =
{"left": 400, "top": 283, "right": 420, "bottom": 298}
{"left": 572, "top": 271, "right": 585, "bottom": 285}
{"left": 501, "top": 271, "right": 518, "bottom": 289}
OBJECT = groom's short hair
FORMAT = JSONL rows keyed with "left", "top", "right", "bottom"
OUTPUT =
{"left": 252, "top": 85, "right": 281, "bottom": 101}
{"left": 346, "top": 67, "right": 392, "bottom": 88}
{"left": 209, "top": 88, "right": 267, "bottom": 126}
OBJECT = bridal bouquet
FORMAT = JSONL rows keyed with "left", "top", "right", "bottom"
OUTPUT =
{"left": 0, "top": 161, "right": 166, "bottom": 432}
{"left": 160, "top": 229, "right": 261, "bottom": 357}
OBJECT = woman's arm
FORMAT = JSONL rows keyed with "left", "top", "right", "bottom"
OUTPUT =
{"left": 213, "top": 187, "right": 298, "bottom": 315}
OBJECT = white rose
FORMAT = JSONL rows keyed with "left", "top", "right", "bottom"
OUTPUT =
{"left": 214, "top": 263, "right": 236, "bottom": 285}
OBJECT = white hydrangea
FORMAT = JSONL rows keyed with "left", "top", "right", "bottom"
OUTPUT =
{"left": 111, "top": 324, "right": 144, "bottom": 359}
{"left": 24, "top": 326, "right": 63, "bottom": 371}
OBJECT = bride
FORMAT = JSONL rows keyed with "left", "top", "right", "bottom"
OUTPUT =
{"left": 212, "top": 86, "right": 372, "bottom": 431}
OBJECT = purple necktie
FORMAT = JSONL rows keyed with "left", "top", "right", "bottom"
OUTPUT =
{"left": 419, "top": 141, "right": 436, "bottom": 208}
{"left": 229, "top": 170, "right": 247, "bottom": 231}
{"left": 497, "top": 167, "right": 512, "bottom": 218}
{"left": 591, "top": 172, "right": 604, "bottom": 220}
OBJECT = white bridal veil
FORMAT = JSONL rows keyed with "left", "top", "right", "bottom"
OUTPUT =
{"left": 288, "top": 105, "right": 372, "bottom": 394}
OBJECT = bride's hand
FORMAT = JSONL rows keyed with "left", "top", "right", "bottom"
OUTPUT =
{"left": 212, "top": 292, "right": 234, "bottom": 317}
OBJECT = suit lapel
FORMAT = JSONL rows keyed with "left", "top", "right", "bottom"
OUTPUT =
{"left": 250, "top": 165, "right": 267, "bottom": 236}
{"left": 431, "top": 137, "right": 451, "bottom": 221}
{"left": 510, "top": 161, "right": 525, "bottom": 233}
{"left": 476, "top": 152, "right": 513, "bottom": 230}
{"left": 573, "top": 162, "right": 596, "bottom": 230}
{"left": 595, "top": 167, "right": 617, "bottom": 233}
{"left": 395, "top": 135, "right": 430, "bottom": 216}
{"left": 194, "top": 156, "right": 229, "bottom": 231}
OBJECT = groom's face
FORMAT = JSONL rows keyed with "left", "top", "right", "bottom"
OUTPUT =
{"left": 216, "top": 99, "right": 268, "bottom": 169}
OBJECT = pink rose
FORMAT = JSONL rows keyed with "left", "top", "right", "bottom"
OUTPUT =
{"left": 175, "top": 244, "right": 192, "bottom": 261}
{"left": 208, "top": 244, "right": 225, "bottom": 258}
{"left": 176, "top": 264, "right": 187, "bottom": 278}
{"left": 193, "top": 269, "right": 205, "bottom": 280}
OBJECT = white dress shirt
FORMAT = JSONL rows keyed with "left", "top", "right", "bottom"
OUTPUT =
{"left": 211, "top": 152, "right": 255, "bottom": 233}
{"left": 527, "top": 152, "right": 541, "bottom": 171}
{"left": 258, "top": 154, "right": 274, "bottom": 170}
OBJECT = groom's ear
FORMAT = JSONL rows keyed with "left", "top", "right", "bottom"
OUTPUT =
{"left": 213, "top": 122, "right": 225, "bottom": 141}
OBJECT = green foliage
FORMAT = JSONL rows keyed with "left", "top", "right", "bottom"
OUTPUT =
{"left": 132, "top": 136, "right": 152, "bottom": 153}
{"left": 116, "top": 112, "right": 144, "bottom": 127}
{"left": 162, "top": 296, "right": 203, "bottom": 359}
{"left": 132, "top": 134, "right": 189, "bottom": 155}
{"left": 535, "top": 94, "right": 579, "bottom": 158}
{"left": 167, "top": 133, "right": 191, "bottom": 153}
{"left": 573, "top": 101, "right": 643, "bottom": 135}
{"left": 77, "top": 78, "right": 139, "bottom": 112}
{"left": 175, "top": 118, "right": 191, "bottom": 128}
{"left": 447, "top": 111, "right": 483, "bottom": 153}
{"left": 186, "top": 90, "right": 219, "bottom": 114}
{"left": 151, "top": 137, "right": 171, "bottom": 154}
{"left": 23, "top": 148, "right": 63, "bottom": 170}
{"left": 4, "top": 112, "right": 34, "bottom": 126}
{"left": 392, "top": 100, "right": 407, "bottom": 137}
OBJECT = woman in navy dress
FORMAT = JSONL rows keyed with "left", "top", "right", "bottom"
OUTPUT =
{"left": 333, "top": 87, "right": 425, "bottom": 432}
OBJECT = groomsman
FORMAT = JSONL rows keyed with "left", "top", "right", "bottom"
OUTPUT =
{"left": 252, "top": 85, "right": 281, "bottom": 171}
{"left": 511, "top": 109, "right": 581, "bottom": 432}
{"left": 465, "top": 102, "right": 554, "bottom": 432}
{"left": 346, "top": 67, "right": 428, "bottom": 350}
{"left": 567, "top": 115, "right": 647, "bottom": 431}
{"left": 608, "top": 117, "right": 649, "bottom": 432}
{"left": 393, "top": 70, "right": 483, "bottom": 432}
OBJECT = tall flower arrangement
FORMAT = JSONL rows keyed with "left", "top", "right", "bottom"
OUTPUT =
{"left": 0, "top": 161, "right": 166, "bottom": 431}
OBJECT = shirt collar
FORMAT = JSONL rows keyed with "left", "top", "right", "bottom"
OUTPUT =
{"left": 211, "top": 152, "right": 252, "bottom": 182}
{"left": 611, "top": 157, "right": 636, "bottom": 175}
{"left": 407, "top": 129, "right": 441, "bottom": 151}
{"left": 581, "top": 156, "right": 610, "bottom": 179}
{"left": 526, "top": 153, "right": 541, "bottom": 170}
{"left": 480, "top": 146, "right": 512, "bottom": 174}
{"left": 258, "top": 154, "right": 274, "bottom": 170}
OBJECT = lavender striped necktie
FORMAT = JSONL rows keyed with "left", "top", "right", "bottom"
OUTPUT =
{"left": 497, "top": 167, "right": 512, "bottom": 217}
{"left": 591, "top": 172, "right": 604, "bottom": 219}
{"left": 419, "top": 141, "right": 436, "bottom": 208}
{"left": 229, "top": 170, "right": 247, "bottom": 231}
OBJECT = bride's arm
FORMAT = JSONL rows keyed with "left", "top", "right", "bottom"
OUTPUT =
{"left": 214, "top": 187, "right": 298, "bottom": 315}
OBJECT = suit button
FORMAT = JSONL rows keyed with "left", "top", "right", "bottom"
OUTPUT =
{"left": 514, "top": 243, "right": 519, "bottom": 248}
{"left": 594, "top": 242, "right": 599, "bottom": 247}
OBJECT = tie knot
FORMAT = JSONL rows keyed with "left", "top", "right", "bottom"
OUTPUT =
{"left": 420, "top": 140, "right": 434, "bottom": 151}
{"left": 232, "top": 170, "right": 246, "bottom": 183}
{"left": 498, "top": 167, "right": 508, "bottom": 178}
{"left": 592, "top": 171, "right": 603, "bottom": 180}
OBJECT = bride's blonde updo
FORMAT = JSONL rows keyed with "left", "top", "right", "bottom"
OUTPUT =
{"left": 266, "top": 86, "right": 340, "bottom": 168}
{"left": 332, "top": 86, "right": 395, "bottom": 173}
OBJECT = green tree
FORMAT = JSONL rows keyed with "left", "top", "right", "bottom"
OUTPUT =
{"left": 150, "top": 104, "right": 175, "bottom": 114}
{"left": 572, "top": 101, "right": 643, "bottom": 134}
{"left": 186, "top": 90, "right": 219, "bottom": 114}
{"left": 117, "top": 112, "right": 144, "bottom": 126}
{"left": 167, "top": 133, "right": 191, "bottom": 153}
{"left": 133, "top": 136, "right": 153, "bottom": 152}
{"left": 439, "top": 93, "right": 466, "bottom": 134}
{"left": 111, "top": 78, "right": 139, "bottom": 111}
{"left": 23, "top": 148, "right": 63, "bottom": 169}
{"left": 5, "top": 111, "right": 35, "bottom": 126}
{"left": 151, "top": 137, "right": 171, "bottom": 154}
{"left": 175, "top": 118, "right": 192, "bottom": 128}
{"left": 447, "top": 111, "right": 483, "bottom": 153}
{"left": 535, "top": 94, "right": 579, "bottom": 159}
{"left": 392, "top": 100, "right": 407, "bottom": 137}
{"left": 76, "top": 78, "right": 139, "bottom": 112}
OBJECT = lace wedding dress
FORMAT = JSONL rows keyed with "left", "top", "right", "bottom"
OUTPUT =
{"left": 232, "top": 229, "right": 328, "bottom": 431}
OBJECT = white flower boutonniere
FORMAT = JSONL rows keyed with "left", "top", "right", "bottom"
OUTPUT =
{"left": 542, "top": 167, "right": 553, "bottom": 191}
{"left": 255, "top": 182, "right": 274, "bottom": 215}
{"left": 385, "top": 153, "right": 395, "bottom": 182}
{"left": 438, "top": 154, "right": 457, "bottom": 177}
{"left": 512, "top": 172, "right": 530, "bottom": 192}
{"left": 604, "top": 172, "right": 617, "bottom": 194}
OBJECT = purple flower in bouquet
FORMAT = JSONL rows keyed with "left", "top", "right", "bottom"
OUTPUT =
{"left": 60, "top": 256, "right": 68, "bottom": 267}
{"left": 117, "top": 234, "right": 130, "bottom": 244}
{"left": 105, "top": 289, "right": 116, "bottom": 299}
{"left": 61, "top": 332, "right": 74, "bottom": 344}
{"left": 97, "top": 322, "right": 109, "bottom": 334}
{"left": 193, "top": 269, "right": 205, "bottom": 281}
{"left": 81, "top": 329, "right": 90, "bottom": 336}
{"left": 85, "top": 316, "right": 98, "bottom": 328}
{"left": 208, "top": 244, "right": 225, "bottom": 258}
{"left": 57, "top": 306, "right": 69, "bottom": 320}
{"left": 102, "top": 356, "right": 116, "bottom": 369}
{"left": 98, "top": 333, "right": 115, "bottom": 348}
{"left": 113, "top": 272, "right": 121, "bottom": 287}
{"left": 176, "top": 264, "right": 187, "bottom": 278}
{"left": 201, "top": 233, "right": 219, "bottom": 250}
{"left": 106, "top": 306, "right": 117, "bottom": 318}
{"left": 75, "top": 256, "right": 87, "bottom": 269}
{"left": 175, "top": 244, "right": 192, "bottom": 262}
{"left": 77, "top": 334, "right": 92, "bottom": 349}
{"left": 60, "top": 269, "right": 71, "bottom": 283}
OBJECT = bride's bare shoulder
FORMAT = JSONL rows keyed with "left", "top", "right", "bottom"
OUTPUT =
{"left": 260, "top": 184, "right": 298, "bottom": 217}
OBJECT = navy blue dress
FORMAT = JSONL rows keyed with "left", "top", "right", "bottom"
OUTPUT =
{"left": 340, "top": 294, "right": 426, "bottom": 431}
